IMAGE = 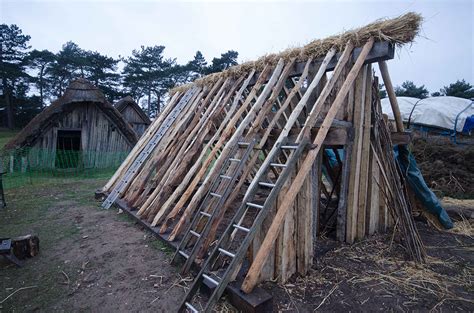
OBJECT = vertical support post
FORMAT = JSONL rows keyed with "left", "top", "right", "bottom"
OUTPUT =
{"left": 378, "top": 61, "right": 404, "bottom": 132}
{"left": 21, "top": 157, "right": 27, "bottom": 173}
{"left": 337, "top": 138, "right": 353, "bottom": 242}
{"left": 312, "top": 153, "right": 322, "bottom": 241}
{"left": 346, "top": 65, "right": 367, "bottom": 243}
{"left": 356, "top": 64, "right": 372, "bottom": 240}
{"left": 296, "top": 152, "right": 314, "bottom": 275}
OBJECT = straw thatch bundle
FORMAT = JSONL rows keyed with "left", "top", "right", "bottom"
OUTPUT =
{"left": 172, "top": 12, "right": 422, "bottom": 94}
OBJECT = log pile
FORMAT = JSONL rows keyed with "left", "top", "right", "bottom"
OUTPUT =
{"left": 99, "top": 13, "right": 427, "bottom": 311}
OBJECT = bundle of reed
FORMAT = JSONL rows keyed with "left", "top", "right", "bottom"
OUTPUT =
{"left": 171, "top": 12, "right": 422, "bottom": 95}
{"left": 370, "top": 96, "right": 426, "bottom": 263}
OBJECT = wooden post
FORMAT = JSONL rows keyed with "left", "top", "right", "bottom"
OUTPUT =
{"left": 336, "top": 138, "right": 353, "bottom": 242}
{"left": 367, "top": 147, "right": 380, "bottom": 234}
{"left": 312, "top": 154, "right": 322, "bottom": 241}
{"left": 356, "top": 64, "right": 372, "bottom": 240}
{"left": 378, "top": 61, "right": 404, "bottom": 132}
{"left": 21, "top": 157, "right": 27, "bottom": 173}
{"left": 345, "top": 66, "right": 367, "bottom": 243}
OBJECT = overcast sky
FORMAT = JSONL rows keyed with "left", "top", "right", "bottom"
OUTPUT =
{"left": 1, "top": 0, "right": 473, "bottom": 92}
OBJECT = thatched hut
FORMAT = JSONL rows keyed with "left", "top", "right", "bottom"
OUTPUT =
{"left": 4, "top": 79, "right": 138, "bottom": 169}
{"left": 114, "top": 96, "right": 151, "bottom": 137}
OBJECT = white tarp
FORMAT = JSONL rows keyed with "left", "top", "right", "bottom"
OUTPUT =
{"left": 381, "top": 96, "right": 474, "bottom": 132}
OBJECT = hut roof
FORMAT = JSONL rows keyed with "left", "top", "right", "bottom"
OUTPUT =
{"left": 4, "top": 79, "right": 138, "bottom": 150}
{"left": 114, "top": 96, "right": 152, "bottom": 125}
{"left": 172, "top": 12, "right": 422, "bottom": 94}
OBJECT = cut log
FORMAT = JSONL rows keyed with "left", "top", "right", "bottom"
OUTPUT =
{"left": 11, "top": 235, "right": 40, "bottom": 259}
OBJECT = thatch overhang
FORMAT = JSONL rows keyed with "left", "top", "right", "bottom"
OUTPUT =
{"left": 114, "top": 96, "right": 152, "bottom": 125}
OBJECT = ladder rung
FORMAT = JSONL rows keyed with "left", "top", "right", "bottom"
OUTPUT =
{"left": 259, "top": 182, "right": 276, "bottom": 188}
{"left": 281, "top": 145, "right": 298, "bottom": 149}
{"left": 220, "top": 175, "right": 232, "bottom": 180}
{"left": 179, "top": 250, "right": 189, "bottom": 259}
{"left": 200, "top": 211, "right": 211, "bottom": 217}
{"left": 210, "top": 192, "right": 222, "bottom": 198}
{"left": 270, "top": 162, "right": 287, "bottom": 168}
{"left": 218, "top": 248, "right": 235, "bottom": 258}
{"left": 233, "top": 224, "right": 250, "bottom": 232}
{"left": 190, "top": 230, "right": 200, "bottom": 238}
{"left": 185, "top": 302, "right": 198, "bottom": 313}
{"left": 202, "top": 273, "right": 219, "bottom": 286}
{"left": 246, "top": 202, "right": 264, "bottom": 209}
{"left": 238, "top": 142, "right": 249, "bottom": 147}
{"left": 229, "top": 158, "right": 241, "bottom": 162}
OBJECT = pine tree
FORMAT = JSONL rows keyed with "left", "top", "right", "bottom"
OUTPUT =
{"left": 394, "top": 81, "right": 429, "bottom": 99}
{"left": 122, "top": 45, "right": 175, "bottom": 117}
{"left": 188, "top": 51, "right": 207, "bottom": 80}
{"left": 0, "top": 24, "right": 31, "bottom": 128}
{"left": 207, "top": 50, "right": 238, "bottom": 74}
{"left": 27, "top": 49, "right": 56, "bottom": 107}
{"left": 440, "top": 80, "right": 474, "bottom": 99}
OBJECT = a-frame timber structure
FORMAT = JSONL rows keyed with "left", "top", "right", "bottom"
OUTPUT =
{"left": 98, "top": 13, "right": 426, "bottom": 312}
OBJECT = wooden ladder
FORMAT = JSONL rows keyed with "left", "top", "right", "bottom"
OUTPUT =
{"left": 101, "top": 88, "right": 198, "bottom": 209}
{"left": 171, "top": 137, "right": 257, "bottom": 274}
{"left": 178, "top": 138, "right": 308, "bottom": 313}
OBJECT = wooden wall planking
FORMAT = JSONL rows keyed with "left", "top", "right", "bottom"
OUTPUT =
{"left": 28, "top": 102, "right": 133, "bottom": 169}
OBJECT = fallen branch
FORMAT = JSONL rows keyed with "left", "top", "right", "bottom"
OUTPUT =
{"left": 314, "top": 281, "right": 342, "bottom": 311}
{"left": 0, "top": 286, "right": 37, "bottom": 304}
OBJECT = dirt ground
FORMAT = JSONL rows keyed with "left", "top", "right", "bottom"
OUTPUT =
{"left": 264, "top": 220, "right": 473, "bottom": 312}
{"left": 0, "top": 178, "right": 186, "bottom": 312}
{"left": 0, "top": 178, "right": 473, "bottom": 312}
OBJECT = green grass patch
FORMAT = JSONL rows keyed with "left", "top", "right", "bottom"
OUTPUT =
{"left": 149, "top": 238, "right": 174, "bottom": 255}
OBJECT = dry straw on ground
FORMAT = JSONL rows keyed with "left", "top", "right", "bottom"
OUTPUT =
{"left": 171, "top": 12, "right": 422, "bottom": 94}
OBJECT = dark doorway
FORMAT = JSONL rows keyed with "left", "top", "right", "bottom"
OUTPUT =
{"left": 56, "top": 130, "right": 81, "bottom": 168}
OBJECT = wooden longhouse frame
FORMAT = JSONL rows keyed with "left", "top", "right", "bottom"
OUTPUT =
{"left": 98, "top": 13, "right": 425, "bottom": 312}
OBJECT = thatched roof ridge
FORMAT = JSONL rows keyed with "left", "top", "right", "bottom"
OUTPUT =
{"left": 114, "top": 96, "right": 151, "bottom": 125}
{"left": 4, "top": 79, "right": 138, "bottom": 150}
{"left": 172, "top": 12, "right": 422, "bottom": 94}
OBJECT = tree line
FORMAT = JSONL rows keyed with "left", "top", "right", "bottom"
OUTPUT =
{"left": 1, "top": 24, "right": 238, "bottom": 128}
{"left": 2, "top": 24, "right": 473, "bottom": 130}
{"left": 379, "top": 80, "right": 474, "bottom": 100}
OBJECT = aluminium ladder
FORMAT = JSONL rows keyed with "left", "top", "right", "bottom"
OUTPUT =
{"left": 102, "top": 88, "right": 198, "bottom": 209}
{"left": 179, "top": 138, "right": 308, "bottom": 313}
{"left": 171, "top": 137, "right": 257, "bottom": 274}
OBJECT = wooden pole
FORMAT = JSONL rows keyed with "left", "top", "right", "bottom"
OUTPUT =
{"left": 378, "top": 61, "right": 404, "bottom": 132}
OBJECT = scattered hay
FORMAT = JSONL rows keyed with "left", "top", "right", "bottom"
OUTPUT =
{"left": 269, "top": 233, "right": 472, "bottom": 311}
{"left": 442, "top": 197, "right": 474, "bottom": 211}
{"left": 449, "top": 215, "right": 474, "bottom": 238}
{"left": 171, "top": 12, "right": 422, "bottom": 94}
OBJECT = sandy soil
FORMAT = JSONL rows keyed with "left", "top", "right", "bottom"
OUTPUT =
{"left": 0, "top": 179, "right": 186, "bottom": 312}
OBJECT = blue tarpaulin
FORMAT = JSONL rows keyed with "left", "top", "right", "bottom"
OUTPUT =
{"left": 394, "top": 145, "right": 454, "bottom": 229}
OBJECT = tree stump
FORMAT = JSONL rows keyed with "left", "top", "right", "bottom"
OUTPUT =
{"left": 11, "top": 235, "right": 40, "bottom": 259}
